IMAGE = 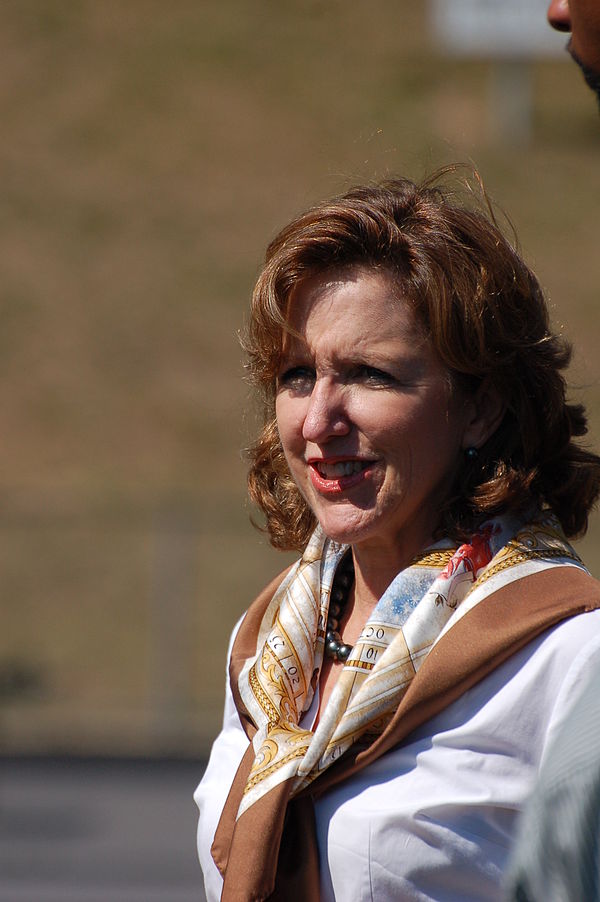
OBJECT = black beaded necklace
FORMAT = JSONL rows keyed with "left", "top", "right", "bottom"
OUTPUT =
{"left": 325, "top": 553, "right": 355, "bottom": 663}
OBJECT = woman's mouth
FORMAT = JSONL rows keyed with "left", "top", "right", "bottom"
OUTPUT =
{"left": 308, "top": 458, "right": 374, "bottom": 493}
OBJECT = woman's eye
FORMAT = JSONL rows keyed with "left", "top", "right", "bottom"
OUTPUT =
{"left": 278, "top": 366, "right": 315, "bottom": 392}
{"left": 354, "top": 365, "right": 395, "bottom": 386}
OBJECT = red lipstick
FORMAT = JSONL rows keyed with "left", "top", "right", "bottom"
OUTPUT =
{"left": 307, "top": 457, "right": 374, "bottom": 495}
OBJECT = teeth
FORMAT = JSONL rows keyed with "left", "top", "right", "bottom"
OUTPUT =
{"left": 317, "top": 460, "right": 368, "bottom": 479}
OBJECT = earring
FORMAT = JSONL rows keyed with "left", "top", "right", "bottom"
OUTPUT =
{"left": 465, "top": 446, "right": 479, "bottom": 461}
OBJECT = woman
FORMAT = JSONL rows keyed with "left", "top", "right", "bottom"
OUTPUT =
{"left": 195, "top": 172, "right": 600, "bottom": 902}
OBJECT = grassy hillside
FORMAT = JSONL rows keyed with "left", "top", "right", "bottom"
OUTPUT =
{"left": 1, "top": 0, "right": 599, "bottom": 754}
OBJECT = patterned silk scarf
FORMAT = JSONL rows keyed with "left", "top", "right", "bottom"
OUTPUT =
{"left": 235, "top": 513, "right": 584, "bottom": 819}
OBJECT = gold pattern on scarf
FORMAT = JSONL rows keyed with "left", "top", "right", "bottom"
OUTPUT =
{"left": 410, "top": 548, "right": 456, "bottom": 568}
{"left": 472, "top": 520, "right": 581, "bottom": 589}
{"left": 249, "top": 663, "right": 280, "bottom": 725}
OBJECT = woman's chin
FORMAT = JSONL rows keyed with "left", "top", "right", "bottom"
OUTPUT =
{"left": 315, "top": 513, "right": 378, "bottom": 548}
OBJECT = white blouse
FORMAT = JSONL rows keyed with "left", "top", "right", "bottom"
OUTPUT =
{"left": 195, "top": 608, "right": 600, "bottom": 902}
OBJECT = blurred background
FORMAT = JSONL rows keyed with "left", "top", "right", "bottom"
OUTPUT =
{"left": 1, "top": 0, "right": 599, "bottom": 898}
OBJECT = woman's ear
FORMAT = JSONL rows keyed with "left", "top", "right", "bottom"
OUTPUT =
{"left": 462, "top": 378, "right": 506, "bottom": 451}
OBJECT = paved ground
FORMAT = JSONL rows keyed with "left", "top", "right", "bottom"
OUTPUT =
{"left": 0, "top": 756, "right": 207, "bottom": 902}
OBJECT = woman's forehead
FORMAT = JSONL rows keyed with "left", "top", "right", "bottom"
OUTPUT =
{"left": 280, "top": 269, "right": 431, "bottom": 364}
{"left": 285, "top": 267, "right": 413, "bottom": 328}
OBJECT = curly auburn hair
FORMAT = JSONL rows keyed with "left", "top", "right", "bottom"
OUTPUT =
{"left": 244, "top": 169, "right": 600, "bottom": 551}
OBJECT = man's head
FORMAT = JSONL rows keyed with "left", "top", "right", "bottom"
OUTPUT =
{"left": 548, "top": 0, "right": 600, "bottom": 103}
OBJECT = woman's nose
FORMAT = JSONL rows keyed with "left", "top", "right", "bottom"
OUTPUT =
{"left": 547, "top": 0, "right": 571, "bottom": 32}
{"left": 301, "top": 379, "right": 350, "bottom": 443}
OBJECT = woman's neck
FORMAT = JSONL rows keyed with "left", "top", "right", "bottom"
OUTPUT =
{"left": 349, "top": 538, "right": 425, "bottom": 612}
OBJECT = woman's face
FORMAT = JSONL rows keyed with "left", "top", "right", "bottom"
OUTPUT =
{"left": 275, "top": 269, "right": 478, "bottom": 562}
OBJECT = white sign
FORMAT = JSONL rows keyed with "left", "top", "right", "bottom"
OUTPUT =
{"left": 430, "top": 0, "right": 569, "bottom": 58}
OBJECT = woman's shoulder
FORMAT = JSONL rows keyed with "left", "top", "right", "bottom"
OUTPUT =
{"left": 223, "top": 565, "right": 294, "bottom": 653}
{"left": 499, "top": 577, "right": 600, "bottom": 698}
{"left": 534, "top": 605, "right": 600, "bottom": 673}
{"left": 247, "top": 564, "right": 295, "bottom": 617}
{"left": 227, "top": 564, "right": 296, "bottom": 681}
{"left": 236, "top": 564, "right": 295, "bottom": 641}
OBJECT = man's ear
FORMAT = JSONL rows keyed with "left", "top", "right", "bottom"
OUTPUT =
{"left": 462, "top": 378, "right": 506, "bottom": 451}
